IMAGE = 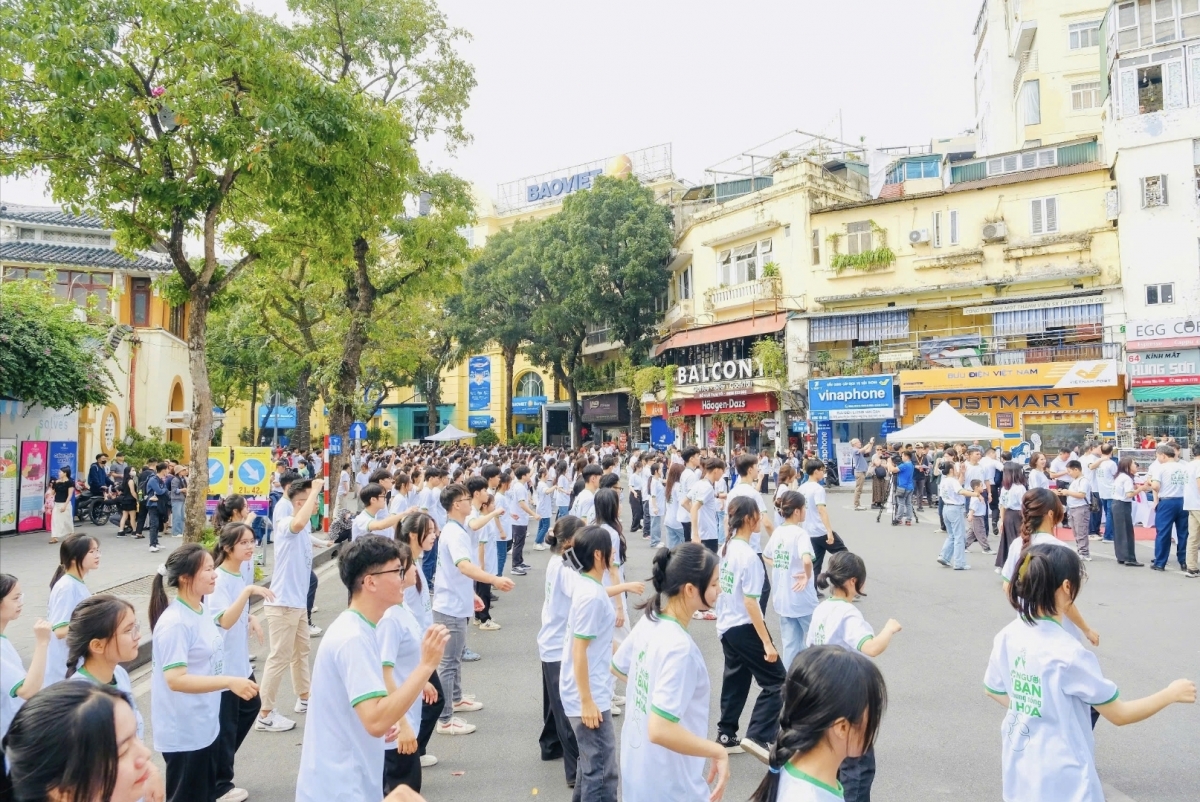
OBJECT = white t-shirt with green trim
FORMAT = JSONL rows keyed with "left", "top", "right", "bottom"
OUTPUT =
{"left": 377, "top": 603, "right": 423, "bottom": 733}
{"left": 613, "top": 614, "right": 711, "bottom": 802}
{"left": 150, "top": 599, "right": 224, "bottom": 753}
{"left": 764, "top": 524, "right": 818, "bottom": 619}
{"left": 70, "top": 664, "right": 143, "bottom": 740}
{"left": 984, "top": 617, "right": 1118, "bottom": 802}
{"left": 537, "top": 555, "right": 575, "bottom": 663}
{"left": 1, "top": 635, "right": 27, "bottom": 741}
{"left": 45, "top": 573, "right": 90, "bottom": 686}
{"left": 727, "top": 480, "right": 768, "bottom": 552}
{"left": 806, "top": 598, "right": 874, "bottom": 651}
{"left": 798, "top": 481, "right": 828, "bottom": 537}
{"left": 209, "top": 564, "right": 253, "bottom": 679}
{"left": 716, "top": 538, "right": 764, "bottom": 637}
{"left": 432, "top": 520, "right": 475, "bottom": 619}
{"left": 559, "top": 573, "right": 615, "bottom": 717}
{"left": 776, "top": 763, "right": 846, "bottom": 800}
{"left": 296, "top": 609, "right": 389, "bottom": 802}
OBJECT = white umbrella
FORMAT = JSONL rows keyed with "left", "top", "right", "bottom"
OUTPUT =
{"left": 425, "top": 424, "right": 477, "bottom": 442}
{"left": 886, "top": 401, "right": 1005, "bottom": 444}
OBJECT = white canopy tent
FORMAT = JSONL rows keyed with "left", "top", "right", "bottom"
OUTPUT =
{"left": 424, "top": 424, "right": 477, "bottom": 442}
{"left": 886, "top": 401, "right": 1005, "bottom": 444}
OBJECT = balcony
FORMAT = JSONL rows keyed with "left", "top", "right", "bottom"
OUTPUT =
{"left": 1013, "top": 49, "right": 1038, "bottom": 97}
{"left": 582, "top": 326, "right": 623, "bottom": 356}
{"left": 703, "top": 277, "right": 780, "bottom": 313}
{"left": 662, "top": 298, "right": 694, "bottom": 331}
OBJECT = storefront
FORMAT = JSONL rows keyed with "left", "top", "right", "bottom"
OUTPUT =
{"left": 1125, "top": 315, "right": 1200, "bottom": 445}
{"left": 669, "top": 392, "right": 779, "bottom": 452}
{"left": 579, "top": 393, "right": 630, "bottom": 447}
{"left": 897, "top": 361, "right": 1124, "bottom": 452}
{"left": 807, "top": 375, "right": 897, "bottom": 482}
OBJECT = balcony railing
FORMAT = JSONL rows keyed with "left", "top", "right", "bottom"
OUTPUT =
{"left": 1013, "top": 49, "right": 1039, "bottom": 97}
{"left": 662, "top": 298, "right": 694, "bottom": 330}
{"left": 704, "top": 277, "right": 779, "bottom": 311}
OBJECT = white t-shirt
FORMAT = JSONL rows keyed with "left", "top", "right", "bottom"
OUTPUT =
{"left": 1065, "top": 477, "right": 1087, "bottom": 508}
{"left": 727, "top": 480, "right": 767, "bottom": 552}
{"left": 1150, "top": 460, "right": 1188, "bottom": 498}
{"left": 268, "top": 515, "right": 314, "bottom": 610}
{"left": 613, "top": 615, "right": 711, "bottom": 802}
{"left": 806, "top": 598, "right": 875, "bottom": 652}
{"left": 432, "top": 520, "right": 475, "bottom": 619}
{"left": 537, "top": 556, "right": 576, "bottom": 663}
{"left": 1095, "top": 459, "right": 1117, "bottom": 501}
{"left": 969, "top": 494, "right": 988, "bottom": 517}
{"left": 1049, "top": 456, "right": 1070, "bottom": 479}
{"left": 150, "top": 599, "right": 224, "bottom": 753}
{"left": 775, "top": 764, "right": 846, "bottom": 801}
{"left": 535, "top": 480, "right": 554, "bottom": 518}
{"left": 1081, "top": 453, "right": 1100, "bottom": 493}
{"left": 1, "top": 635, "right": 27, "bottom": 741}
{"left": 1002, "top": 483, "right": 1026, "bottom": 511}
{"left": 570, "top": 487, "right": 596, "bottom": 524}
{"left": 798, "top": 480, "right": 829, "bottom": 537}
{"left": 650, "top": 476, "right": 666, "bottom": 518}
{"left": 377, "top": 604, "right": 423, "bottom": 733}
{"left": 45, "top": 573, "right": 91, "bottom": 685}
{"left": 1028, "top": 470, "right": 1051, "bottom": 491}
{"left": 764, "top": 524, "right": 818, "bottom": 619}
{"left": 296, "top": 610, "right": 389, "bottom": 802}
{"left": 680, "top": 467, "right": 699, "bottom": 499}
{"left": 687, "top": 479, "right": 720, "bottom": 542}
{"left": 939, "top": 475, "right": 966, "bottom": 506}
{"left": 716, "top": 538, "right": 764, "bottom": 636}
{"left": 404, "top": 575, "right": 433, "bottom": 634}
{"left": 555, "top": 475, "right": 572, "bottom": 506}
{"left": 1112, "top": 472, "right": 1134, "bottom": 501}
{"left": 664, "top": 481, "right": 683, "bottom": 529}
{"left": 1001, "top": 532, "right": 1073, "bottom": 584}
{"left": 1184, "top": 460, "right": 1200, "bottom": 511}
{"left": 337, "top": 470, "right": 351, "bottom": 496}
{"left": 510, "top": 482, "right": 531, "bottom": 526}
{"left": 984, "top": 617, "right": 1119, "bottom": 802}
{"left": 273, "top": 496, "right": 294, "bottom": 529}
{"left": 493, "top": 493, "right": 512, "bottom": 541}
{"left": 210, "top": 563, "right": 254, "bottom": 679}
{"left": 351, "top": 510, "right": 379, "bottom": 541}
{"left": 355, "top": 470, "right": 371, "bottom": 488}
{"left": 559, "top": 574, "right": 616, "bottom": 716}
{"left": 70, "top": 664, "right": 143, "bottom": 740}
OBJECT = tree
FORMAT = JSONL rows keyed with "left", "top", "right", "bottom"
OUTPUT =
{"left": 0, "top": 280, "right": 114, "bottom": 410}
{"left": 1, "top": 0, "right": 395, "bottom": 536}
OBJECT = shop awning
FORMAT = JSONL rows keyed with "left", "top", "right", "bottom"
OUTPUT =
{"left": 1132, "top": 386, "right": 1200, "bottom": 404}
{"left": 652, "top": 312, "right": 788, "bottom": 357}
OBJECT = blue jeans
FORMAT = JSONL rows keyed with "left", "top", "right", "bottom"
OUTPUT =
{"left": 779, "top": 614, "right": 812, "bottom": 670}
{"left": 665, "top": 524, "right": 685, "bottom": 550}
{"left": 536, "top": 517, "right": 551, "bottom": 544}
{"left": 496, "top": 539, "right": 510, "bottom": 576}
{"left": 557, "top": 505, "right": 569, "bottom": 520}
{"left": 1153, "top": 497, "right": 1188, "bottom": 568}
{"left": 649, "top": 516, "right": 662, "bottom": 547}
{"left": 1101, "top": 498, "right": 1114, "bottom": 541}
{"left": 171, "top": 500, "right": 185, "bottom": 535}
{"left": 940, "top": 505, "right": 968, "bottom": 569}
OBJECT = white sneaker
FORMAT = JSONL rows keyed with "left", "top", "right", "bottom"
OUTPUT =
{"left": 611, "top": 705, "right": 622, "bottom": 716}
{"left": 216, "top": 789, "right": 249, "bottom": 802}
{"left": 310, "top": 604, "right": 319, "bottom": 613}
{"left": 149, "top": 545, "right": 160, "bottom": 553}
{"left": 612, "top": 695, "right": 626, "bottom": 705}
{"left": 294, "top": 697, "right": 308, "bottom": 714}
{"left": 533, "top": 543, "right": 549, "bottom": 551}
{"left": 453, "top": 698, "right": 483, "bottom": 713}
{"left": 478, "top": 620, "right": 501, "bottom": 631}
{"left": 420, "top": 754, "right": 439, "bottom": 768}
{"left": 308, "top": 624, "right": 322, "bottom": 637}
{"left": 254, "top": 711, "right": 296, "bottom": 732}
{"left": 436, "top": 717, "right": 476, "bottom": 735}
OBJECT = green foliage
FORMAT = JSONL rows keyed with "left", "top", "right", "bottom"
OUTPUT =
{"left": 510, "top": 430, "right": 541, "bottom": 447}
{"left": 751, "top": 338, "right": 788, "bottom": 410}
{"left": 760, "top": 261, "right": 780, "bottom": 278}
{"left": 121, "top": 427, "right": 185, "bottom": 465}
{"left": 831, "top": 246, "right": 896, "bottom": 274}
{"left": 474, "top": 428, "right": 499, "bottom": 447}
{"left": 0, "top": 280, "right": 114, "bottom": 410}
{"left": 367, "top": 425, "right": 383, "bottom": 447}
{"left": 575, "top": 361, "right": 620, "bottom": 393}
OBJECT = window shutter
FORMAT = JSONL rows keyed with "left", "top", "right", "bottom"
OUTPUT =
{"left": 949, "top": 210, "right": 959, "bottom": 244}
{"left": 1165, "top": 60, "right": 1187, "bottom": 108}
{"left": 932, "top": 211, "right": 942, "bottom": 247}
{"left": 1031, "top": 199, "right": 1044, "bottom": 234}
{"left": 1118, "top": 67, "right": 1138, "bottom": 118}
{"left": 1159, "top": 174, "right": 1169, "bottom": 205}
{"left": 1045, "top": 197, "right": 1058, "bottom": 232}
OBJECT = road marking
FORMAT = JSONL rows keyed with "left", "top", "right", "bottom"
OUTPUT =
{"left": 1103, "top": 784, "right": 1137, "bottom": 802}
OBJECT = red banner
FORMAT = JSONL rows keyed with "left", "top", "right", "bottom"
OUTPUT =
{"left": 675, "top": 393, "right": 778, "bottom": 417}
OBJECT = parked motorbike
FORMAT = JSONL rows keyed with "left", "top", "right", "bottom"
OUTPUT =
{"left": 75, "top": 490, "right": 119, "bottom": 527}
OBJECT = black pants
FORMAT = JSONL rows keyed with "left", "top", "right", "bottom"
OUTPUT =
{"left": 135, "top": 500, "right": 149, "bottom": 534}
{"left": 1111, "top": 500, "right": 1137, "bottom": 563}
{"left": 307, "top": 570, "right": 318, "bottom": 625}
{"left": 681, "top": 521, "right": 692, "bottom": 543}
{"left": 839, "top": 747, "right": 876, "bottom": 802}
{"left": 474, "top": 580, "right": 492, "bottom": 623}
{"left": 384, "top": 745, "right": 422, "bottom": 795}
{"left": 540, "top": 660, "right": 579, "bottom": 783}
{"left": 163, "top": 739, "right": 219, "bottom": 802}
{"left": 913, "top": 475, "right": 927, "bottom": 507}
{"left": 717, "top": 623, "right": 785, "bottom": 744}
{"left": 418, "top": 669, "right": 445, "bottom": 756}
{"left": 147, "top": 499, "right": 168, "bottom": 546}
{"left": 630, "top": 492, "right": 643, "bottom": 531}
{"left": 702, "top": 539, "right": 719, "bottom": 554}
{"left": 810, "top": 531, "right": 848, "bottom": 577}
{"left": 759, "top": 561, "right": 771, "bottom": 616}
{"left": 988, "top": 488, "right": 1000, "bottom": 533}
{"left": 512, "top": 524, "right": 528, "bottom": 569}
{"left": 216, "top": 673, "right": 261, "bottom": 796}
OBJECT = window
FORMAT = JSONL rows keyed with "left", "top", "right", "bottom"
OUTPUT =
{"left": 41, "top": 230, "right": 111, "bottom": 247}
{"left": 516, "top": 372, "right": 544, "bottom": 398}
{"left": 1030, "top": 197, "right": 1058, "bottom": 235}
{"left": 1142, "top": 174, "right": 1169, "bottom": 206}
{"left": 1021, "top": 79, "right": 1041, "bottom": 126}
{"left": 1193, "top": 139, "right": 1200, "bottom": 203}
{"left": 1071, "top": 81, "right": 1102, "bottom": 110}
{"left": 1069, "top": 20, "right": 1101, "bottom": 49}
{"left": 1146, "top": 282, "right": 1175, "bottom": 304}
{"left": 811, "top": 229, "right": 820, "bottom": 265}
{"left": 1137, "top": 63, "right": 1164, "bottom": 112}
{"left": 932, "top": 211, "right": 943, "bottom": 248}
{"left": 168, "top": 303, "right": 185, "bottom": 339}
{"left": 987, "top": 147, "right": 1057, "bottom": 176}
{"left": 131, "top": 277, "right": 151, "bottom": 327}
{"left": 17, "top": 227, "right": 36, "bottom": 241}
{"left": 846, "top": 221, "right": 872, "bottom": 255}
{"left": 680, "top": 266, "right": 692, "bottom": 300}
{"left": 54, "top": 270, "right": 112, "bottom": 310}
{"left": 1116, "top": 1, "right": 1140, "bottom": 50}
{"left": 1184, "top": 0, "right": 1200, "bottom": 36}
{"left": 949, "top": 210, "right": 960, "bottom": 245}
{"left": 718, "top": 239, "right": 771, "bottom": 286}
{"left": 1154, "top": 0, "right": 1179, "bottom": 43}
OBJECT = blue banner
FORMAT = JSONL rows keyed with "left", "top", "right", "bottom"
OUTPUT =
{"left": 468, "top": 415, "right": 493, "bottom": 429}
{"left": 807, "top": 375, "right": 895, "bottom": 421}
{"left": 48, "top": 441, "right": 78, "bottom": 483}
{"left": 512, "top": 395, "right": 547, "bottom": 415}
{"left": 468, "top": 356, "right": 491, "bottom": 411}
{"left": 650, "top": 417, "right": 675, "bottom": 451}
{"left": 816, "top": 421, "right": 835, "bottom": 462}
{"left": 258, "top": 405, "right": 297, "bottom": 428}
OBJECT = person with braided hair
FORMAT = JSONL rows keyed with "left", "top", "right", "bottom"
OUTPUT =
{"left": 748, "top": 645, "right": 887, "bottom": 802}
{"left": 612, "top": 542, "right": 726, "bottom": 801}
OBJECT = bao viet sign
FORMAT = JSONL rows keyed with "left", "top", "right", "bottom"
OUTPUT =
{"left": 898, "top": 361, "right": 1118, "bottom": 393}
{"left": 1127, "top": 348, "right": 1200, "bottom": 387}
{"left": 807, "top": 375, "right": 895, "bottom": 421}
{"left": 1126, "top": 316, "right": 1200, "bottom": 350}
{"left": 526, "top": 169, "right": 603, "bottom": 203}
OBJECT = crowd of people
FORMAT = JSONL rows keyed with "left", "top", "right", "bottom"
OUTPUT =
{"left": 1, "top": 438, "right": 1196, "bottom": 802}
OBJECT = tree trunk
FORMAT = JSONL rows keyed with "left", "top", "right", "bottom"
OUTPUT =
{"left": 248, "top": 378, "right": 258, "bottom": 447}
{"left": 184, "top": 289, "right": 214, "bottom": 540}
{"left": 566, "top": 378, "right": 580, "bottom": 450}
{"left": 425, "top": 376, "right": 441, "bottom": 439}
{"left": 503, "top": 347, "right": 517, "bottom": 444}
{"left": 294, "top": 364, "right": 313, "bottom": 451}
{"left": 329, "top": 237, "right": 376, "bottom": 449}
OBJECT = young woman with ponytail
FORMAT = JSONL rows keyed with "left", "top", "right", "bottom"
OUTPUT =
{"left": 999, "top": 487, "right": 1100, "bottom": 647}
{"left": 985, "top": 544, "right": 1195, "bottom": 802}
{"left": 0, "top": 573, "right": 51, "bottom": 754}
{"left": 994, "top": 462, "right": 1027, "bottom": 570}
{"left": 149, "top": 542, "right": 270, "bottom": 802}
{"left": 399, "top": 512, "right": 444, "bottom": 771}
{"left": 593, "top": 488, "right": 630, "bottom": 634}
{"left": 714, "top": 496, "right": 785, "bottom": 758}
{"left": 1110, "top": 457, "right": 1143, "bottom": 566}
{"left": 66, "top": 595, "right": 144, "bottom": 742}
{"left": 612, "top": 542, "right": 726, "bottom": 802}
{"left": 749, "top": 645, "right": 887, "bottom": 802}
{"left": 806, "top": 552, "right": 901, "bottom": 802}
{"left": 763, "top": 491, "right": 818, "bottom": 671}
{"left": 45, "top": 533, "right": 100, "bottom": 685}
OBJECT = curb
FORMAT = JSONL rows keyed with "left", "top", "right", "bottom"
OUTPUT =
{"left": 126, "top": 545, "right": 341, "bottom": 672}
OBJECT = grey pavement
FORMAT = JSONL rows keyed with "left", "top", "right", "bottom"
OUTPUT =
{"left": 7, "top": 489, "right": 1198, "bottom": 801}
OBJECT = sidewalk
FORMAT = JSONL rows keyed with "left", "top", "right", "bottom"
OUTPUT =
{"left": 0, "top": 521, "right": 335, "bottom": 668}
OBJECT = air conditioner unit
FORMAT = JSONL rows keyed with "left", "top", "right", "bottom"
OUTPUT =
{"left": 909, "top": 229, "right": 931, "bottom": 244}
{"left": 982, "top": 221, "right": 1008, "bottom": 241}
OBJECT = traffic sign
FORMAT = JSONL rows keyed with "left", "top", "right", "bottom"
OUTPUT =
{"left": 232, "top": 447, "right": 272, "bottom": 495}
{"left": 328, "top": 435, "right": 343, "bottom": 455}
{"left": 207, "top": 455, "right": 228, "bottom": 491}
{"left": 762, "top": 419, "right": 778, "bottom": 429}
{"left": 350, "top": 421, "right": 368, "bottom": 441}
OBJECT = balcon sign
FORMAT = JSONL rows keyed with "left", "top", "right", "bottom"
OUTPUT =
{"left": 676, "top": 358, "right": 762, "bottom": 386}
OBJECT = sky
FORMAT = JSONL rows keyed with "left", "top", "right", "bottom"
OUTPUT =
{"left": 0, "top": 0, "right": 980, "bottom": 207}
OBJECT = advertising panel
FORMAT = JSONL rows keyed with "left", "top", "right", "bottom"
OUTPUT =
{"left": 512, "top": 396, "right": 547, "bottom": 415}
{"left": 898, "top": 361, "right": 1118, "bottom": 393}
{"left": 675, "top": 392, "right": 777, "bottom": 417}
{"left": 468, "top": 356, "right": 491, "bottom": 411}
{"left": 1125, "top": 315, "right": 1200, "bottom": 350}
{"left": 0, "top": 438, "right": 17, "bottom": 533}
{"left": 808, "top": 375, "right": 895, "bottom": 421}
{"left": 208, "top": 450, "right": 231, "bottom": 493}
{"left": 18, "top": 441, "right": 48, "bottom": 533}
{"left": 1127, "top": 348, "right": 1200, "bottom": 387}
